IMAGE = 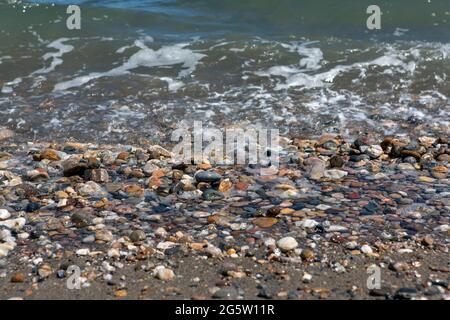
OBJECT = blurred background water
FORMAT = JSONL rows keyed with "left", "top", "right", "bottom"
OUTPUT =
{"left": 0, "top": 0, "right": 449, "bottom": 143}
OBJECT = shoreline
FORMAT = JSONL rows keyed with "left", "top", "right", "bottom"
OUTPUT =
{"left": 0, "top": 133, "right": 449, "bottom": 300}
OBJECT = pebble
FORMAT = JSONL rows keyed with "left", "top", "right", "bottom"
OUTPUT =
{"left": 202, "top": 189, "right": 224, "bottom": 201}
{"left": 360, "top": 245, "right": 373, "bottom": 255}
{"left": 195, "top": 171, "right": 222, "bottom": 183}
{"left": 95, "top": 229, "right": 113, "bottom": 242}
{"left": 0, "top": 218, "right": 26, "bottom": 230}
{"left": 63, "top": 157, "right": 88, "bottom": 177}
{"left": 0, "top": 209, "right": 11, "bottom": 221}
{"left": 253, "top": 217, "right": 278, "bottom": 228}
{"left": 89, "top": 169, "right": 109, "bottom": 183}
{"left": 324, "top": 169, "right": 348, "bottom": 180}
{"left": 10, "top": 273, "right": 25, "bottom": 283}
{"left": 77, "top": 181, "right": 108, "bottom": 197}
{"left": 394, "top": 288, "right": 418, "bottom": 300}
{"left": 76, "top": 248, "right": 90, "bottom": 256}
{"left": 304, "top": 157, "right": 326, "bottom": 180}
{"left": 154, "top": 266, "right": 175, "bottom": 281}
{"left": 329, "top": 155, "right": 344, "bottom": 168}
{"left": 40, "top": 149, "right": 61, "bottom": 161}
{"left": 115, "top": 289, "right": 128, "bottom": 298}
{"left": 277, "top": 237, "right": 298, "bottom": 252}
{"left": 297, "top": 219, "right": 319, "bottom": 229}
{"left": 38, "top": 263, "right": 53, "bottom": 278}
{"left": 421, "top": 235, "right": 434, "bottom": 247}
{"left": 129, "top": 230, "right": 146, "bottom": 243}
{"left": 143, "top": 162, "right": 159, "bottom": 176}
{"left": 366, "top": 145, "right": 383, "bottom": 159}
{"left": 300, "top": 249, "right": 315, "bottom": 261}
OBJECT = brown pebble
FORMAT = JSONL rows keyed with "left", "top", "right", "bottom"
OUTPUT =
{"left": 301, "top": 249, "right": 315, "bottom": 261}
{"left": 421, "top": 235, "right": 434, "bottom": 247}
{"left": 115, "top": 289, "right": 128, "bottom": 298}
{"left": 11, "top": 273, "right": 25, "bottom": 283}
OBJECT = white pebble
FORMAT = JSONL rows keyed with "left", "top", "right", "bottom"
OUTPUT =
{"left": 76, "top": 248, "right": 90, "bottom": 256}
{"left": 0, "top": 209, "right": 11, "bottom": 221}
{"left": 361, "top": 244, "right": 373, "bottom": 255}
{"left": 0, "top": 217, "right": 26, "bottom": 230}
{"left": 154, "top": 266, "right": 175, "bottom": 281}
{"left": 277, "top": 237, "right": 298, "bottom": 252}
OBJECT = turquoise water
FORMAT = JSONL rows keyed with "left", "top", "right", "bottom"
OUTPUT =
{"left": 0, "top": 0, "right": 449, "bottom": 142}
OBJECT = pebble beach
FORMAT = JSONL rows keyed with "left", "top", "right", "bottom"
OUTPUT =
{"left": 0, "top": 131, "right": 449, "bottom": 300}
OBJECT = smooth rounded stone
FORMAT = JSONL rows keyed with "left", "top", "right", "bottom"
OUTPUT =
{"left": 88, "top": 169, "right": 109, "bottom": 183}
{"left": 344, "top": 241, "right": 358, "bottom": 250}
{"left": 195, "top": 171, "right": 222, "bottom": 183}
{"left": 76, "top": 248, "right": 90, "bottom": 256}
{"left": 329, "top": 155, "right": 344, "bottom": 168}
{"left": 254, "top": 217, "right": 278, "bottom": 228}
{"left": 143, "top": 161, "right": 159, "bottom": 176}
{"left": 77, "top": 181, "right": 108, "bottom": 197}
{"left": 433, "top": 224, "right": 449, "bottom": 232}
{"left": 0, "top": 129, "right": 14, "bottom": 140}
{"left": 277, "top": 237, "right": 298, "bottom": 252}
{"left": 10, "top": 273, "right": 25, "bottom": 283}
{"left": 63, "top": 157, "right": 88, "bottom": 177}
{"left": 404, "top": 156, "right": 417, "bottom": 164}
{"left": 397, "top": 163, "right": 416, "bottom": 171}
{"left": 26, "top": 169, "right": 50, "bottom": 181}
{"left": 40, "top": 149, "right": 61, "bottom": 161}
{"left": 0, "top": 244, "right": 11, "bottom": 257}
{"left": 0, "top": 209, "right": 11, "bottom": 221}
{"left": 148, "top": 145, "right": 172, "bottom": 159}
{"left": 202, "top": 189, "right": 224, "bottom": 201}
{"left": 204, "top": 244, "right": 223, "bottom": 258}
{"left": 154, "top": 266, "right": 175, "bottom": 281}
{"left": 26, "top": 202, "right": 40, "bottom": 213}
{"left": 360, "top": 244, "right": 373, "bottom": 255}
{"left": 95, "top": 229, "right": 113, "bottom": 242}
{"left": 0, "top": 229, "right": 13, "bottom": 242}
{"left": 71, "top": 212, "right": 92, "bottom": 228}
{"left": 17, "top": 232, "right": 29, "bottom": 240}
{"left": 192, "top": 211, "right": 211, "bottom": 218}
{"left": 179, "top": 190, "right": 202, "bottom": 200}
{"left": 38, "top": 263, "right": 53, "bottom": 278}
{"left": 82, "top": 235, "right": 95, "bottom": 243}
{"left": 421, "top": 235, "right": 434, "bottom": 247}
{"left": 369, "top": 288, "right": 391, "bottom": 297}
{"left": 365, "top": 145, "right": 383, "bottom": 159}
{"left": 327, "top": 225, "right": 348, "bottom": 232}
{"left": 0, "top": 217, "right": 26, "bottom": 230}
{"left": 300, "top": 249, "right": 315, "bottom": 261}
{"left": 324, "top": 169, "right": 348, "bottom": 180}
{"left": 304, "top": 157, "right": 326, "bottom": 180}
{"left": 437, "top": 154, "right": 449, "bottom": 162}
{"left": 389, "top": 262, "right": 409, "bottom": 272}
{"left": 297, "top": 218, "right": 319, "bottom": 229}
{"left": 129, "top": 230, "right": 146, "bottom": 243}
{"left": 361, "top": 200, "right": 380, "bottom": 215}
{"left": 394, "top": 288, "right": 418, "bottom": 300}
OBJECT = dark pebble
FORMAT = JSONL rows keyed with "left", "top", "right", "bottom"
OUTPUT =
{"left": 195, "top": 171, "right": 222, "bottom": 183}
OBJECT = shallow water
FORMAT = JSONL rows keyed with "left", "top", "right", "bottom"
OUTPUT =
{"left": 0, "top": 0, "right": 449, "bottom": 143}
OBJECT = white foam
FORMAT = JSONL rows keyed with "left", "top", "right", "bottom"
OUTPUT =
{"left": 256, "top": 45, "right": 414, "bottom": 90}
{"left": 393, "top": 28, "right": 409, "bottom": 37}
{"left": 281, "top": 42, "right": 324, "bottom": 70}
{"left": 55, "top": 42, "right": 205, "bottom": 92}
{"left": 0, "top": 55, "right": 11, "bottom": 65}
{"left": 1, "top": 77, "right": 22, "bottom": 94}
{"left": 33, "top": 38, "right": 74, "bottom": 75}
